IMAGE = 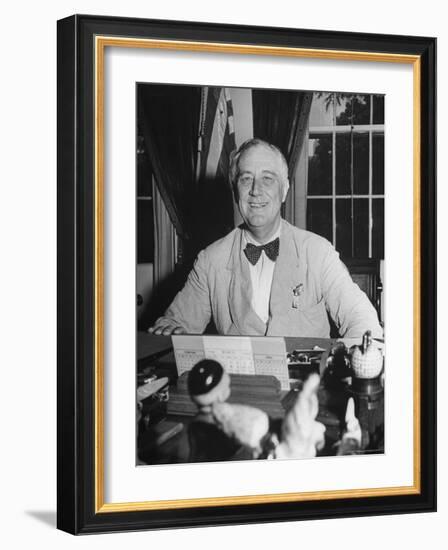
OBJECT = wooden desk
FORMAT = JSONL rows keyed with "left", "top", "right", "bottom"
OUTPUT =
{"left": 137, "top": 332, "right": 384, "bottom": 463}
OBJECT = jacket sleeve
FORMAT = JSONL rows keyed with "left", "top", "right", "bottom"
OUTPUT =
{"left": 153, "top": 250, "right": 212, "bottom": 334}
{"left": 319, "top": 243, "right": 383, "bottom": 339}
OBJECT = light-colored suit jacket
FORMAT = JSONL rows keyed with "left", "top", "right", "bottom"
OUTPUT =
{"left": 157, "top": 220, "right": 383, "bottom": 338}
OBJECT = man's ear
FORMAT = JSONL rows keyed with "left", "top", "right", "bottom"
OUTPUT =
{"left": 282, "top": 178, "right": 290, "bottom": 202}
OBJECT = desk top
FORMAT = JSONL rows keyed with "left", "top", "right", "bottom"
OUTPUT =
{"left": 137, "top": 332, "right": 384, "bottom": 462}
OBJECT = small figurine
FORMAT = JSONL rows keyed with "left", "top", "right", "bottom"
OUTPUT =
{"left": 350, "top": 330, "right": 383, "bottom": 379}
{"left": 336, "top": 397, "right": 362, "bottom": 455}
{"left": 188, "top": 361, "right": 327, "bottom": 461}
{"left": 188, "top": 359, "right": 269, "bottom": 458}
{"left": 274, "top": 373, "right": 326, "bottom": 459}
{"left": 211, "top": 402, "right": 270, "bottom": 457}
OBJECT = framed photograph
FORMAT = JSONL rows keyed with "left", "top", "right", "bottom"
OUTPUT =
{"left": 57, "top": 14, "right": 436, "bottom": 534}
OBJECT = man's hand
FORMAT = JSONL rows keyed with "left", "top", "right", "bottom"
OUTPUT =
{"left": 147, "top": 320, "right": 186, "bottom": 336}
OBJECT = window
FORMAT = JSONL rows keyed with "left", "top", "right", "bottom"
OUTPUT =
{"left": 307, "top": 93, "right": 384, "bottom": 259}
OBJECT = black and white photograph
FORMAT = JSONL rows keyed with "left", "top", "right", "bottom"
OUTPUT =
{"left": 136, "top": 84, "right": 385, "bottom": 466}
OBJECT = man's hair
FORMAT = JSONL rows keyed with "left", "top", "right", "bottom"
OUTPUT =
{"left": 228, "top": 138, "right": 290, "bottom": 200}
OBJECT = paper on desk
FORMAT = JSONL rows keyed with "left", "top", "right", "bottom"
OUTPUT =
{"left": 252, "top": 337, "right": 289, "bottom": 390}
{"left": 172, "top": 335, "right": 290, "bottom": 390}
{"left": 203, "top": 336, "right": 255, "bottom": 375}
{"left": 172, "top": 335, "right": 206, "bottom": 377}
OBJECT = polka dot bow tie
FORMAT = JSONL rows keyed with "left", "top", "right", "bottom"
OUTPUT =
{"left": 244, "top": 237, "right": 280, "bottom": 265}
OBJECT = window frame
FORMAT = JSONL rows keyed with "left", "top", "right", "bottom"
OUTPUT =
{"left": 307, "top": 93, "right": 385, "bottom": 259}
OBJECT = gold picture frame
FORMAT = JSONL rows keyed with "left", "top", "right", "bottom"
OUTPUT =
{"left": 57, "top": 15, "right": 436, "bottom": 534}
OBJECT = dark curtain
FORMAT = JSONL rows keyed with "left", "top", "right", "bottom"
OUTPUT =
{"left": 252, "top": 89, "right": 304, "bottom": 167}
{"left": 138, "top": 84, "right": 201, "bottom": 243}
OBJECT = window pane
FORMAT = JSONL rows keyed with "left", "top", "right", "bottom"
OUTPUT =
{"left": 353, "top": 132, "right": 369, "bottom": 194}
{"left": 336, "top": 132, "right": 369, "bottom": 195}
{"left": 354, "top": 199, "right": 369, "bottom": 257}
{"left": 335, "top": 94, "right": 370, "bottom": 126}
{"left": 352, "top": 94, "right": 371, "bottom": 125}
{"left": 373, "top": 95, "right": 385, "bottom": 124}
{"left": 309, "top": 93, "right": 334, "bottom": 126}
{"left": 137, "top": 200, "right": 154, "bottom": 263}
{"left": 336, "top": 198, "right": 369, "bottom": 258}
{"left": 372, "top": 199, "right": 384, "bottom": 259}
{"left": 372, "top": 132, "right": 384, "bottom": 194}
{"left": 335, "top": 94, "right": 353, "bottom": 125}
{"left": 336, "top": 133, "right": 351, "bottom": 194}
{"left": 307, "top": 199, "right": 332, "bottom": 243}
{"left": 308, "top": 134, "right": 332, "bottom": 195}
{"left": 336, "top": 199, "right": 352, "bottom": 257}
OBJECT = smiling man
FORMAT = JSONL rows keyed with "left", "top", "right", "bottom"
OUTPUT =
{"left": 234, "top": 141, "right": 287, "bottom": 242}
{"left": 149, "top": 138, "right": 383, "bottom": 338}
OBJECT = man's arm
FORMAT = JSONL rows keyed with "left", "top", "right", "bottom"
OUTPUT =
{"left": 149, "top": 250, "right": 213, "bottom": 335}
{"left": 320, "top": 244, "right": 383, "bottom": 339}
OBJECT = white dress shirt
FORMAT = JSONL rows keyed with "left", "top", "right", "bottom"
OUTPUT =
{"left": 243, "top": 226, "right": 281, "bottom": 325}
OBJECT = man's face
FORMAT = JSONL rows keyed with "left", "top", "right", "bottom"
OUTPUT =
{"left": 236, "top": 144, "right": 287, "bottom": 239}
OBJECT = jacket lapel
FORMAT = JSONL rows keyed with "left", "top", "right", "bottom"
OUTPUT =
{"left": 267, "top": 221, "right": 304, "bottom": 335}
{"left": 226, "top": 228, "right": 267, "bottom": 335}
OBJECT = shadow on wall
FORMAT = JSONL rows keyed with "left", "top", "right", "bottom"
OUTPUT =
{"left": 25, "top": 510, "right": 56, "bottom": 529}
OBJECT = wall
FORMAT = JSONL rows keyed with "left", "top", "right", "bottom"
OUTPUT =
{"left": 0, "top": 1, "right": 444, "bottom": 549}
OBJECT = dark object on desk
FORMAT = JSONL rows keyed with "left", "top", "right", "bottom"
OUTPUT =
{"left": 326, "top": 342, "right": 351, "bottom": 378}
{"left": 287, "top": 349, "right": 323, "bottom": 380}
{"left": 347, "top": 376, "right": 384, "bottom": 451}
{"left": 137, "top": 333, "right": 173, "bottom": 370}
{"left": 137, "top": 377, "right": 170, "bottom": 426}
{"left": 138, "top": 416, "right": 246, "bottom": 464}
{"left": 351, "top": 375, "right": 383, "bottom": 396}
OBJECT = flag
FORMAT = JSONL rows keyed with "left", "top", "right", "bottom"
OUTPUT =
{"left": 195, "top": 87, "right": 238, "bottom": 239}
{"left": 196, "top": 87, "right": 236, "bottom": 185}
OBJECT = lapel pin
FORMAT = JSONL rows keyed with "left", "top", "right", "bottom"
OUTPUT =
{"left": 292, "top": 283, "right": 304, "bottom": 309}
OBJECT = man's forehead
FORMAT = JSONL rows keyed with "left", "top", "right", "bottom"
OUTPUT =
{"left": 238, "top": 144, "right": 281, "bottom": 170}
